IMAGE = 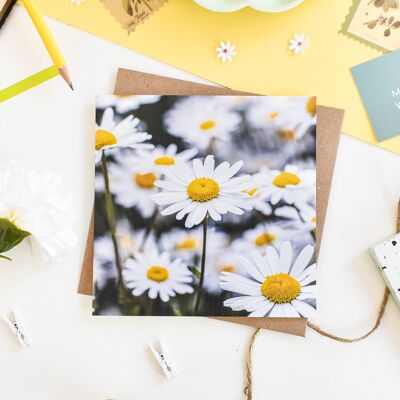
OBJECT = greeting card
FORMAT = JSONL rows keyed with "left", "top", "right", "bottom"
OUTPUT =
{"left": 352, "top": 50, "right": 400, "bottom": 142}
{"left": 94, "top": 95, "right": 317, "bottom": 317}
{"left": 342, "top": 0, "right": 400, "bottom": 52}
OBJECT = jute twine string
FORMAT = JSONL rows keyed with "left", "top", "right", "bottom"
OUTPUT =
{"left": 244, "top": 200, "right": 400, "bottom": 400}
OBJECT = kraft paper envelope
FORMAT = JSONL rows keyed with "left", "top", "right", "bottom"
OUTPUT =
{"left": 79, "top": 69, "right": 344, "bottom": 337}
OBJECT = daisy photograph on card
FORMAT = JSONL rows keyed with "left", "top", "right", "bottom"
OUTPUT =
{"left": 93, "top": 95, "right": 317, "bottom": 317}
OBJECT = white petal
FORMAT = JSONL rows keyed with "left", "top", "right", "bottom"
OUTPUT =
{"left": 248, "top": 300, "right": 274, "bottom": 317}
{"left": 203, "top": 155, "right": 215, "bottom": 176}
{"left": 161, "top": 199, "right": 193, "bottom": 216}
{"left": 193, "top": 158, "right": 204, "bottom": 178}
{"left": 277, "top": 241, "right": 292, "bottom": 273}
{"left": 239, "top": 256, "right": 265, "bottom": 283}
{"left": 291, "top": 299, "right": 316, "bottom": 319}
{"left": 290, "top": 245, "right": 314, "bottom": 277}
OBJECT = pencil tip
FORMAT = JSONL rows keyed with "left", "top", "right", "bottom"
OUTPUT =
{"left": 69, "top": 83, "right": 74, "bottom": 91}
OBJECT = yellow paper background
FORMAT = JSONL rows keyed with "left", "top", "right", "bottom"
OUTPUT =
{"left": 35, "top": 0, "right": 400, "bottom": 153}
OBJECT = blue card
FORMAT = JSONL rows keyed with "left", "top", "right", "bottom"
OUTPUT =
{"left": 352, "top": 50, "right": 400, "bottom": 143}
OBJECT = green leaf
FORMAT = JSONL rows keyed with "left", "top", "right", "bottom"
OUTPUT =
{"left": 0, "top": 218, "right": 31, "bottom": 255}
{"left": 188, "top": 266, "right": 201, "bottom": 279}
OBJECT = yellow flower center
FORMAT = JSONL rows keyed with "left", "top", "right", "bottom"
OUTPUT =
{"left": 220, "top": 264, "right": 236, "bottom": 273}
{"left": 199, "top": 120, "right": 216, "bottom": 130}
{"left": 307, "top": 96, "right": 316, "bottom": 116}
{"left": 187, "top": 178, "right": 220, "bottom": 202}
{"left": 147, "top": 266, "right": 169, "bottom": 282}
{"left": 278, "top": 130, "right": 296, "bottom": 140}
{"left": 273, "top": 172, "right": 301, "bottom": 188}
{"left": 95, "top": 129, "right": 117, "bottom": 151}
{"left": 311, "top": 216, "right": 316, "bottom": 223}
{"left": 154, "top": 156, "right": 175, "bottom": 166}
{"left": 176, "top": 237, "right": 198, "bottom": 250}
{"left": 134, "top": 172, "right": 157, "bottom": 189}
{"left": 267, "top": 111, "right": 279, "bottom": 121}
{"left": 261, "top": 273, "right": 301, "bottom": 303}
{"left": 254, "top": 232, "right": 276, "bottom": 247}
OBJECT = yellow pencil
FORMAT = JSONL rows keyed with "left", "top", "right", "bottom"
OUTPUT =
{"left": 19, "top": 0, "right": 73, "bottom": 90}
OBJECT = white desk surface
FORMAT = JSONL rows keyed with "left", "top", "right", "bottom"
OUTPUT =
{"left": 1, "top": 7, "right": 400, "bottom": 400}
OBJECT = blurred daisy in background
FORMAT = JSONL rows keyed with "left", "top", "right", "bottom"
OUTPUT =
{"left": 242, "top": 177, "right": 272, "bottom": 216}
{"left": 114, "top": 95, "right": 160, "bottom": 113}
{"left": 96, "top": 95, "right": 160, "bottom": 113}
{"left": 94, "top": 235, "right": 117, "bottom": 290}
{"left": 247, "top": 96, "right": 315, "bottom": 142}
{"left": 204, "top": 251, "right": 245, "bottom": 294}
{"left": 276, "top": 204, "right": 317, "bottom": 236}
{"left": 164, "top": 97, "right": 241, "bottom": 150}
{"left": 106, "top": 160, "right": 158, "bottom": 217}
{"left": 232, "top": 222, "right": 295, "bottom": 255}
{"left": 161, "top": 226, "right": 227, "bottom": 263}
{"left": 130, "top": 144, "right": 198, "bottom": 175}
{"left": 123, "top": 243, "right": 194, "bottom": 302}
{"left": 95, "top": 108, "right": 153, "bottom": 163}
{"left": 152, "top": 155, "right": 252, "bottom": 228}
{"left": 213, "top": 95, "right": 254, "bottom": 110}
{"left": 253, "top": 164, "right": 315, "bottom": 206}
{"left": 115, "top": 219, "right": 156, "bottom": 259}
{"left": 221, "top": 241, "right": 316, "bottom": 318}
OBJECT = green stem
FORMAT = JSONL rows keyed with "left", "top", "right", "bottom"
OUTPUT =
{"left": 0, "top": 254, "right": 11, "bottom": 261}
{"left": 140, "top": 207, "right": 159, "bottom": 251}
{"left": 194, "top": 215, "right": 209, "bottom": 316}
{"left": 101, "top": 152, "right": 127, "bottom": 307}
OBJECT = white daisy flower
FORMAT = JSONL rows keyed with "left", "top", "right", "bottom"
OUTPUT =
{"left": 247, "top": 96, "right": 315, "bottom": 141}
{"left": 95, "top": 107, "right": 153, "bottom": 163}
{"left": 232, "top": 222, "right": 294, "bottom": 255}
{"left": 106, "top": 159, "right": 158, "bottom": 218}
{"left": 220, "top": 241, "right": 316, "bottom": 318}
{"left": 123, "top": 244, "right": 194, "bottom": 302}
{"left": 0, "top": 162, "right": 77, "bottom": 260}
{"left": 94, "top": 222, "right": 156, "bottom": 290}
{"left": 130, "top": 144, "right": 198, "bottom": 175}
{"left": 288, "top": 33, "right": 310, "bottom": 55}
{"left": 253, "top": 164, "right": 316, "bottom": 206}
{"left": 276, "top": 204, "right": 316, "bottom": 235}
{"left": 216, "top": 41, "right": 236, "bottom": 62}
{"left": 242, "top": 177, "right": 272, "bottom": 216}
{"left": 204, "top": 251, "right": 245, "bottom": 294}
{"left": 164, "top": 97, "right": 241, "bottom": 150}
{"left": 160, "top": 226, "right": 227, "bottom": 263}
{"left": 116, "top": 219, "right": 156, "bottom": 258}
{"left": 151, "top": 155, "right": 252, "bottom": 228}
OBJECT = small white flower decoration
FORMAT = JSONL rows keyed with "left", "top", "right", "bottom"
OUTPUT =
{"left": 288, "top": 34, "right": 310, "bottom": 55}
{"left": 71, "top": 0, "right": 86, "bottom": 4}
{"left": 216, "top": 41, "right": 236, "bottom": 63}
